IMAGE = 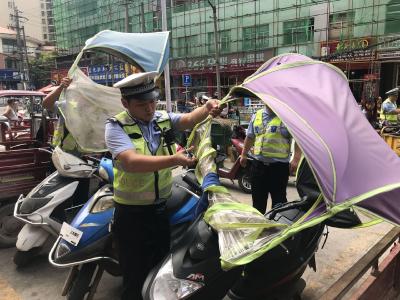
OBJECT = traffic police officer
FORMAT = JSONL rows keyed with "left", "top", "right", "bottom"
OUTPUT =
{"left": 105, "top": 71, "right": 220, "bottom": 300}
{"left": 240, "top": 104, "right": 301, "bottom": 214}
{"left": 380, "top": 87, "right": 400, "bottom": 125}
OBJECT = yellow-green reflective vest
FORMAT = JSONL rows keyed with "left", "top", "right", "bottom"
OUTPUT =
{"left": 253, "top": 109, "right": 290, "bottom": 159}
{"left": 52, "top": 120, "right": 81, "bottom": 152}
{"left": 112, "top": 110, "right": 176, "bottom": 205}
{"left": 379, "top": 99, "right": 398, "bottom": 123}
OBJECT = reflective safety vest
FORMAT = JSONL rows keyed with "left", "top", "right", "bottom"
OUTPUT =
{"left": 112, "top": 110, "right": 175, "bottom": 205}
{"left": 52, "top": 119, "right": 81, "bottom": 152}
{"left": 253, "top": 109, "right": 290, "bottom": 159}
{"left": 380, "top": 99, "right": 398, "bottom": 123}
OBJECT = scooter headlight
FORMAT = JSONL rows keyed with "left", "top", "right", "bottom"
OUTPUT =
{"left": 55, "top": 242, "right": 70, "bottom": 259}
{"left": 149, "top": 256, "right": 203, "bottom": 300}
{"left": 98, "top": 166, "right": 109, "bottom": 182}
{"left": 91, "top": 195, "right": 114, "bottom": 213}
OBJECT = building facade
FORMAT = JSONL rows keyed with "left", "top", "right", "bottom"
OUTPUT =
{"left": 0, "top": 0, "right": 55, "bottom": 45}
{"left": 0, "top": 27, "right": 42, "bottom": 89}
{"left": 52, "top": 0, "right": 400, "bottom": 101}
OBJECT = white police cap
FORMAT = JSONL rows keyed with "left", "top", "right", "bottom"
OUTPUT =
{"left": 114, "top": 71, "right": 159, "bottom": 100}
{"left": 385, "top": 87, "right": 399, "bottom": 96}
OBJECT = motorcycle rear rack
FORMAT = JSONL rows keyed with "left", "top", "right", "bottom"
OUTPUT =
{"left": 48, "top": 236, "right": 119, "bottom": 268}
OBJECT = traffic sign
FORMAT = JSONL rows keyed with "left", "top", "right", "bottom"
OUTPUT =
{"left": 182, "top": 74, "right": 192, "bottom": 86}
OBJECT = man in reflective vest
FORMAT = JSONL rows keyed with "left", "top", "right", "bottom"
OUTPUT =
{"left": 42, "top": 77, "right": 82, "bottom": 155}
{"left": 105, "top": 71, "right": 221, "bottom": 300}
{"left": 240, "top": 104, "right": 301, "bottom": 214}
{"left": 380, "top": 87, "right": 400, "bottom": 125}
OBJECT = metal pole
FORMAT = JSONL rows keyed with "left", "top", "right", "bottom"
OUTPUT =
{"left": 161, "top": 0, "right": 172, "bottom": 112}
{"left": 207, "top": 0, "right": 221, "bottom": 100}
{"left": 140, "top": 2, "right": 146, "bottom": 33}
{"left": 124, "top": 1, "right": 129, "bottom": 33}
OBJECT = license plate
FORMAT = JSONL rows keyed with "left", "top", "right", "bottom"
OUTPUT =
{"left": 60, "top": 222, "right": 83, "bottom": 246}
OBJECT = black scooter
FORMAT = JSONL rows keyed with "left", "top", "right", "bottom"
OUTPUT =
{"left": 142, "top": 160, "right": 361, "bottom": 300}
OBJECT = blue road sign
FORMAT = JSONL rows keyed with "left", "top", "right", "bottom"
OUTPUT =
{"left": 182, "top": 74, "right": 192, "bottom": 86}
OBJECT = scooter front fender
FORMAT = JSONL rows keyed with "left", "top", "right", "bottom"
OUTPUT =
{"left": 16, "top": 224, "right": 50, "bottom": 251}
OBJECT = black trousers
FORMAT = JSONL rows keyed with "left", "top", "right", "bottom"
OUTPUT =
{"left": 251, "top": 161, "right": 289, "bottom": 214}
{"left": 113, "top": 202, "right": 170, "bottom": 300}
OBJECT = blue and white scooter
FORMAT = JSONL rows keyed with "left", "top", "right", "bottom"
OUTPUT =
{"left": 13, "top": 146, "right": 112, "bottom": 267}
{"left": 48, "top": 165, "right": 205, "bottom": 300}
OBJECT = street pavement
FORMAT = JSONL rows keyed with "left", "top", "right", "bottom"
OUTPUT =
{"left": 0, "top": 169, "right": 393, "bottom": 300}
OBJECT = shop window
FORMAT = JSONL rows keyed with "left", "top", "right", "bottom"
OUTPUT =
{"left": 283, "top": 18, "right": 314, "bottom": 45}
{"left": 386, "top": 0, "right": 400, "bottom": 34}
{"left": 187, "top": 35, "right": 200, "bottom": 57}
{"left": 243, "top": 27, "right": 256, "bottom": 50}
{"left": 208, "top": 29, "right": 231, "bottom": 54}
{"left": 242, "top": 24, "right": 269, "bottom": 51}
{"left": 329, "top": 11, "right": 354, "bottom": 40}
{"left": 177, "top": 37, "right": 186, "bottom": 57}
{"left": 2, "top": 39, "right": 17, "bottom": 54}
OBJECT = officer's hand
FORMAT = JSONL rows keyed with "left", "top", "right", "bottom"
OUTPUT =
{"left": 239, "top": 155, "right": 247, "bottom": 168}
{"left": 60, "top": 77, "right": 72, "bottom": 89}
{"left": 289, "top": 158, "right": 299, "bottom": 176}
{"left": 174, "top": 146, "right": 197, "bottom": 167}
{"left": 205, "top": 99, "right": 222, "bottom": 117}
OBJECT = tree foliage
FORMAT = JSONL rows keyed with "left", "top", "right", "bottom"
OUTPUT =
{"left": 29, "top": 51, "right": 57, "bottom": 89}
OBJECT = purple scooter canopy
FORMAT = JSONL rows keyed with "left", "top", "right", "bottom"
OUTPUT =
{"left": 200, "top": 53, "right": 400, "bottom": 269}
{"left": 237, "top": 53, "right": 400, "bottom": 224}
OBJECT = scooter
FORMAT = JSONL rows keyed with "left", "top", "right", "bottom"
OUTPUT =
{"left": 48, "top": 169, "right": 204, "bottom": 300}
{"left": 142, "top": 160, "right": 362, "bottom": 300}
{"left": 13, "top": 146, "right": 112, "bottom": 267}
{"left": 216, "top": 125, "right": 252, "bottom": 193}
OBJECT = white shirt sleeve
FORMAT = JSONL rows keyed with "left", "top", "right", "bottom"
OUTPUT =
{"left": 105, "top": 121, "right": 135, "bottom": 159}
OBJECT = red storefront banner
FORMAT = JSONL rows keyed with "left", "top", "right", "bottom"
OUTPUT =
{"left": 50, "top": 67, "right": 88, "bottom": 84}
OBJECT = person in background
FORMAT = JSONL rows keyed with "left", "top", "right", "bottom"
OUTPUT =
{"left": 3, "top": 99, "right": 19, "bottom": 122}
{"left": 105, "top": 71, "right": 221, "bottom": 300}
{"left": 380, "top": 88, "right": 399, "bottom": 125}
{"left": 42, "top": 77, "right": 83, "bottom": 155}
{"left": 240, "top": 104, "right": 301, "bottom": 214}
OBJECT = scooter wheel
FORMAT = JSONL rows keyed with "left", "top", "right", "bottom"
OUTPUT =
{"left": 0, "top": 203, "right": 24, "bottom": 248}
{"left": 238, "top": 173, "right": 252, "bottom": 194}
{"left": 67, "top": 263, "right": 97, "bottom": 300}
{"left": 13, "top": 247, "right": 42, "bottom": 268}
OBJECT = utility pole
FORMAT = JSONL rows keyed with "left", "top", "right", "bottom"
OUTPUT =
{"left": 14, "top": 6, "right": 26, "bottom": 89}
{"left": 207, "top": 0, "right": 221, "bottom": 100}
{"left": 161, "top": 0, "right": 172, "bottom": 112}
{"left": 21, "top": 26, "right": 30, "bottom": 85}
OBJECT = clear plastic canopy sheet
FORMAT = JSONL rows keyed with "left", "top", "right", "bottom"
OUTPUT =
{"left": 58, "top": 31, "right": 170, "bottom": 152}
{"left": 197, "top": 53, "right": 400, "bottom": 270}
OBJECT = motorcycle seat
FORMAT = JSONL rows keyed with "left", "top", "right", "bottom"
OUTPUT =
{"left": 168, "top": 173, "right": 199, "bottom": 216}
{"left": 19, "top": 197, "right": 53, "bottom": 214}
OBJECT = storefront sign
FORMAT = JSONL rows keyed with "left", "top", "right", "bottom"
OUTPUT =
{"left": 88, "top": 63, "right": 126, "bottom": 83}
{"left": 0, "top": 69, "right": 20, "bottom": 81}
{"left": 51, "top": 67, "right": 88, "bottom": 84}
{"left": 376, "top": 35, "right": 400, "bottom": 60}
{"left": 170, "top": 50, "right": 274, "bottom": 74}
{"left": 321, "top": 37, "right": 374, "bottom": 61}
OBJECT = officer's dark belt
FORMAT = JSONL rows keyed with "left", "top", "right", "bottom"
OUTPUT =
{"left": 114, "top": 199, "right": 167, "bottom": 212}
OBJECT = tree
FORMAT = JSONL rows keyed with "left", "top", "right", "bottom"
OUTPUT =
{"left": 29, "top": 51, "right": 57, "bottom": 89}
